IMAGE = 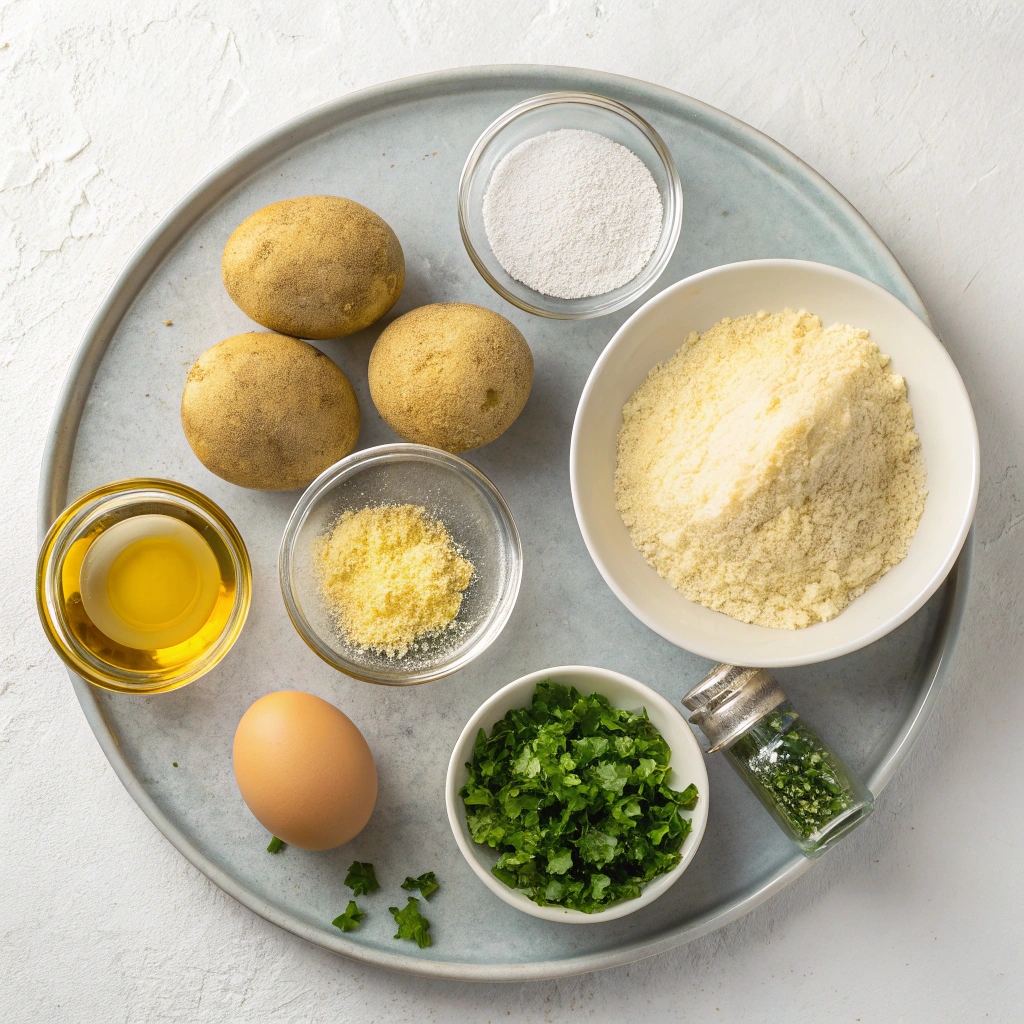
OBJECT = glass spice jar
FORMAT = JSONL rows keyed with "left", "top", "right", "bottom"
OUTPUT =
{"left": 682, "top": 665, "right": 874, "bottom": 858}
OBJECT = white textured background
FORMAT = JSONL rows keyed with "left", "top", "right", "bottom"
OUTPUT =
{"left": 3, "top": 2, "right": 1023, "bottom": 1021}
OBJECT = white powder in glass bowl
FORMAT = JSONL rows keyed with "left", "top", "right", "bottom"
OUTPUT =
{"left": 482, "top": 129, "right": 664, "bottom": 300}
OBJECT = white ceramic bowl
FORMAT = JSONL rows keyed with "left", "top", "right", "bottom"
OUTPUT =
{"left": 445, "top": 665, "right": 709, "bottom": 923}
{"left": 571, "top": 259, "right": 979, "bottom": 668}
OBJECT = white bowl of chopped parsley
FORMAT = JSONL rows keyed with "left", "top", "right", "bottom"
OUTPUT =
{"left": 446, "top": 666, "right": 709, "bottom": 922}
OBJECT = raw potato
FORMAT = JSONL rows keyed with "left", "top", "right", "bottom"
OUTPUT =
{"left": 181, "top": 332, "right": 360, "bottom": 490}
{"left": 222, "top": 196, "right": 405, "bottom": 340}
{"left": 368, "top": 303, "right": 533, "bottom": 453}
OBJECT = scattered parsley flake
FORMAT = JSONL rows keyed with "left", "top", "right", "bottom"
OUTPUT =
{"left": 344, "top": 861, "right": 379, "bottom": 896}
{"left": 266, "top": 836, "right": 285, "bottom": 854}
{"left": 400, "top": 871, "right": 439, "bottom": 899}
{"left": 332, "top": 900, "right": 364, "bottom": 933}
{"left": 459, "top": 680, "right": 699, "bottom": 913}
{"left": 388, "top": 897, "right": 431, "bottom": 948}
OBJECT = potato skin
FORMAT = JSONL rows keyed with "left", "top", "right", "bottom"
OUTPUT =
{"left": 181, "top": 333, "right": 360, "bottom": 490}
{"left": 368, "top": 303, "right": 533, "bottom": 453}
{"left": 222, "top": 196, "right": 404, "bottom": 340}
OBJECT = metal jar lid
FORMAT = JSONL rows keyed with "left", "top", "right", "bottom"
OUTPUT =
{"left": 682, "top": 664, "right": 786, "bottom": 752}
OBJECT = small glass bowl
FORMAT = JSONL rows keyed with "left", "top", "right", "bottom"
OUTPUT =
{"left": 36, "top": 479, "right": 252, "bottom": 694}
{"left": 458, "top": 91, "right": 683, "bottom": 319}
{"left": 279, "top": 444, "right": 522, "bottom": 686}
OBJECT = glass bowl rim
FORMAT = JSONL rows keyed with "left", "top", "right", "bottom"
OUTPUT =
{"left": 36, "top": 477, "right": 252, "bottom": 694}
{"left": 278, "top": 443, "right": 523, "bottom": 686}
{"left": 457, "top": 90, "right": 684, "bottom": 320}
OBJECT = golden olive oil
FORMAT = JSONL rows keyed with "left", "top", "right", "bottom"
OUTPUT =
{"left": 57, "top": 509, "right": 238, "bottom": 674}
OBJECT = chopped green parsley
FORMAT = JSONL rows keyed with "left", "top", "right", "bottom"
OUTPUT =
{"left": 332, "top": 900, "right": 364, "bottom": 933}
{"left": 389, "top": 897, "right": 431, "bottom": 948}
{"left": 344, "top": 861, "right": 379, "bottom": 896}
{"left": 460, "top": 680, "right": 698, "bottom": 913}
{"left": 401, "top": 872, "right": 439, "bottom": 899}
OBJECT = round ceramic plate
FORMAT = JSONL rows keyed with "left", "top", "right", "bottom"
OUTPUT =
{"left": 39, "top": 66, "right": 972, "bottom": 981}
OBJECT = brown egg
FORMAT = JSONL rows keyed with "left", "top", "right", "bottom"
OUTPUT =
{"left": 232, "top": 691, "right": 377, "bottom": 850}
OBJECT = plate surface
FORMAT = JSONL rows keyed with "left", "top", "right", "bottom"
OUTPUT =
{"left": 39, "top": 66, "right": 971, "bottom": 981}
{"left": 571, "top": 260, "right": 979, "bottom": 667}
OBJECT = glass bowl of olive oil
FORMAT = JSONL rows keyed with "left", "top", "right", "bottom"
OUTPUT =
{"left": 37, "top": 479, "right": 251, "bottom": 694}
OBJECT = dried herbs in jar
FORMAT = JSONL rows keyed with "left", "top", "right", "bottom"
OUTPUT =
{"left": 683, "top": 665, "right": 873, "bottom": 857}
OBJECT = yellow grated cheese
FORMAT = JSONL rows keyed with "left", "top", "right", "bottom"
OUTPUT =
{"left": 316, "top": 503, "right": 474, "bottom": 657}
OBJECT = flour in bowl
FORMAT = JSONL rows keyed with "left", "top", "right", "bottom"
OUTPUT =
{"left": 614, "top": 309, "right": 927, "bottom": 629}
